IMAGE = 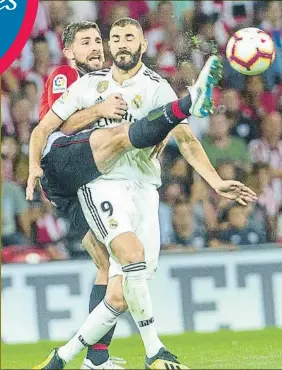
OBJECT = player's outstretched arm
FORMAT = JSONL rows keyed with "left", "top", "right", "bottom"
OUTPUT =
{"left": 26, "top": 110, "right": 63, "bottom": 201}
{"left": 172, "top": 124, "right": 257, "bottom": 205}
{"left": 60, "top": 94, "right": 128, "bottom": 135}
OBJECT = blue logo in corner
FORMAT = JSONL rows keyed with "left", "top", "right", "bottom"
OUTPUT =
{"left": 0, "top": 0, "right": 39, "bottom": 74}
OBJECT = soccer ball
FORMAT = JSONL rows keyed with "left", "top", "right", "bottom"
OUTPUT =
{"left": 226, "top": 27, "right": 275, "bottom": 75}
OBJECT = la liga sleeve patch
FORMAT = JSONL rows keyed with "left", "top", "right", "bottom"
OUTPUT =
{"left": 52, "top": 74, "right": 68, "bottom": 94}
{"left": 0, "top": 0, "right": 38, "bottom": 75}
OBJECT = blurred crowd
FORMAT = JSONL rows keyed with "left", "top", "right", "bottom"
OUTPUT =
{"left": 2, "top": 0, "right": 282, "bottom": 263}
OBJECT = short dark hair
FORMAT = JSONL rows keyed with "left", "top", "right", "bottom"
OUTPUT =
{"left": 32, "top": 35, "right": 47, "bottom": 45}
{"left": 111, "top": 17, "right": 143, "bottom": 33}
{"left": 173, "top": 199, "right": 190, "bottom": 209}
{"left": 20, "top": 80, "right": 38, "bottom": 91}
{"left": 62, "top": 21, "right": 101, "bottom": 48}
{"left": 157, "top": 0, "right": 172, "bottom": 10}
{"left": 252, "top": 162, "right": 269, "bottom": 174}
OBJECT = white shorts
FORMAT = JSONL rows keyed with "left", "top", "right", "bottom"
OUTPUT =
{"left": 78, "top": 179, "right": 160, "bottom": 279}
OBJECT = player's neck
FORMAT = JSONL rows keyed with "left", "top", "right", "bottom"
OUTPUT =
{"left": 112, "top": 62, "right": 142, "bottom": 85}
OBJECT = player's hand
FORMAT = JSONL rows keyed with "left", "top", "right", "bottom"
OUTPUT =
{"left": 214, "top": 180, "right": 257, "bottom": 206}
{"left": 98, "top": 93, "right": 128, "bottom": 120}
{"left": 26, "top": 166, "right": 43, "bottom": 201}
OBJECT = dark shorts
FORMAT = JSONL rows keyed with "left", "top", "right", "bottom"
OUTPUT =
{"left": 58, "top": 196, "right": 89, "bottom": 240}
{"left": 40, "top": 131, "right": 101, "bottom": 239}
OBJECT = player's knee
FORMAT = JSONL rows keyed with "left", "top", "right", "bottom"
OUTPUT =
{"left": 95, "top": 257, "right": 110, "bottom": 274}
{"left": 106, "top": 275, "right": 128, "bottom": 312}
{"left": 106, "top": 290, "right": 127, "bottom": 313}
{"left": 127, "top": 247, "right": 145, "bottom": 264}
{"left": 90, "top": 126, "right": 130, "bottom": 173}
{"left": 95, "top": 268, "right": 109, "bottom": 285}
{"left": 114, "top": 124, "right": 131, "bottom": 151}
{"left": 119, "top": 241, "right": 145, "bottom": 264}
{"left": 111, "top": 233, "right": 145, "bottom": 265}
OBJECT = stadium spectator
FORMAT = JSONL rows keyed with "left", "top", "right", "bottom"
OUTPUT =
{"left": 2, "top": 180, "right": 31, "bottom": 247}
{"left": 1, "top": 136, "right": 20, "bottom": 182}
{"left": 222, "top": 88, "right": 259, "bottom": 143}
{"left": 68, "top": 1, "right": 98, "bottom": 23}
{"left": 2, "top": 66, "right": 24, "bottom": 94}
{"left": 31, "top": 1, "right": 50, "bottom": 38}
{"left": 249, "top": 112, "right": 282, "bottom": 207}
{"left": 1, "top": 94, "right": 15, "bottom": 135}
{"left": 210, "top": 203, "right": 267, "bottom": 248}
{"left": 99, "top": 0, "right": 149, "bottom": 28}
{"left": 201, "top": 112, "right": 251, "bottom": 171}
{"left": 29, "top": 193, "right": 69, "bottom": 260}
{"left": 212, "top": 1, "right": 254, "bottom": 52}
{"left": 210, "top": 161, "right": 240, "bottom": 230}
{"left": 26, "top": 36, "right": 57, "bottom": 99}
{"left": 159, "top": 180, "right": 187, "bottom": 246}
{"left": 245, "top": 201, "right": 270, "bottom": 243}
{"left": 242, "top": 76, "right": 277, "bottom": 119}
{"left": 21, "top": 80, "right": 40, "bottom": 123}
{"left": 190, "top": 179, "right": 217, "bottom": 232}
{"left": 48, "top": 0, "right": 71, "bottom": 35}
{"left": 11, "top": 97, "right": 33, "bottom": 148}
{"left": 191, "top": 12, "right": 218, "bottom": 71}
{"left": 148, "top": 0, "right": 195, "bottom": 29}
{"left": 169, "top": 156, "right": 191, "bottom": 183}
{"left": 216, "top": 160, "right": 237, "bottom": 181}
{"left": 145, "top": 0, "right": 180, "bottom": 59}
{"left": 259, "top": 1, "right": 282, "bottom": 89}
{"left": 161, "top": 200, "right": 207, "bottom": 249}
{"left": 98, "top": 2, "right": 130, "bottom": 40}
{"left": 247, "top": 162, "right": 280, "bottom": 239}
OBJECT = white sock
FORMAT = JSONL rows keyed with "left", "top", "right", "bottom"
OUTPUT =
{"left": 58, "top": 300, "right": 120, "bottom": 363}
{"left": 122, "top": 262, "right": 164, "bottom": 358}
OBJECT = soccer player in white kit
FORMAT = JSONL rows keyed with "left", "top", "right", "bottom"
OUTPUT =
{"left": 32, "top": 18, "right": 257, "bottom": 370}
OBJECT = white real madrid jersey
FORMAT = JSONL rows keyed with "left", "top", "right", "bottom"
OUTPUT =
{"left": 52, "top": 64, "right": 178, "bottom": 187}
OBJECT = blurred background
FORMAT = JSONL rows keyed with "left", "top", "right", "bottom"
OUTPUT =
{"left": 2, "top": 0, "right": 282, "bottom": 346}
{"left": 1, "top": 0, "right": 282, "bottom": 262}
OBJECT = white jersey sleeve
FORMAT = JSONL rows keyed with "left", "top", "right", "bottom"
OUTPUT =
{"left": 152, "top": 78, "right": 188, "bottom": 124}
{"left": 52, "top": 74, "right": 90, "bottom": 121}
{"left": 152, "top": 79, "right": 178, "bottom": 107}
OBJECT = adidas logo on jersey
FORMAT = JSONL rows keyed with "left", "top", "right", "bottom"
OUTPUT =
{"left": 89, "top": 68, "right": 110, "bottom": 77}
{"left": 143, "top": 68, "right": 161, "bottom": 83}
{"left": 95, "top": 96, "right": 104, "bottom": 104}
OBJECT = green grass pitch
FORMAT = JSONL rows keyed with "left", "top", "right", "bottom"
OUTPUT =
{"left": 2, "top": 328, "right": 282, "bottom": 369}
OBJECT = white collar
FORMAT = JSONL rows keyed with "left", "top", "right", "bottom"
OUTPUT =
{"left": 108, "top": 63, "right": 146, "bottom": 86}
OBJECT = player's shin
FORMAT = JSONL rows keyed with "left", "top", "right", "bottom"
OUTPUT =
{"left": 87, "top": 284, "right": 116, "bottom": 365}
{"left": 57, "top": 300, "right": 122, "bottom": 363}
{"left": 128, "top": 95, "right": 192, "bottom": 149}
{"left": 122, "top": 264, "right": 164, "bottom": 358}
{"left": 83, "top": 233, "right": 116, "bottom": 365}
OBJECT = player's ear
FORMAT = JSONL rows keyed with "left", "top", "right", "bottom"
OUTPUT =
{"left": 63, "top": 47, "right": 74, "bottom": 60}
{"left": 142, "top": 38, "right": 148, "bottom": 54}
